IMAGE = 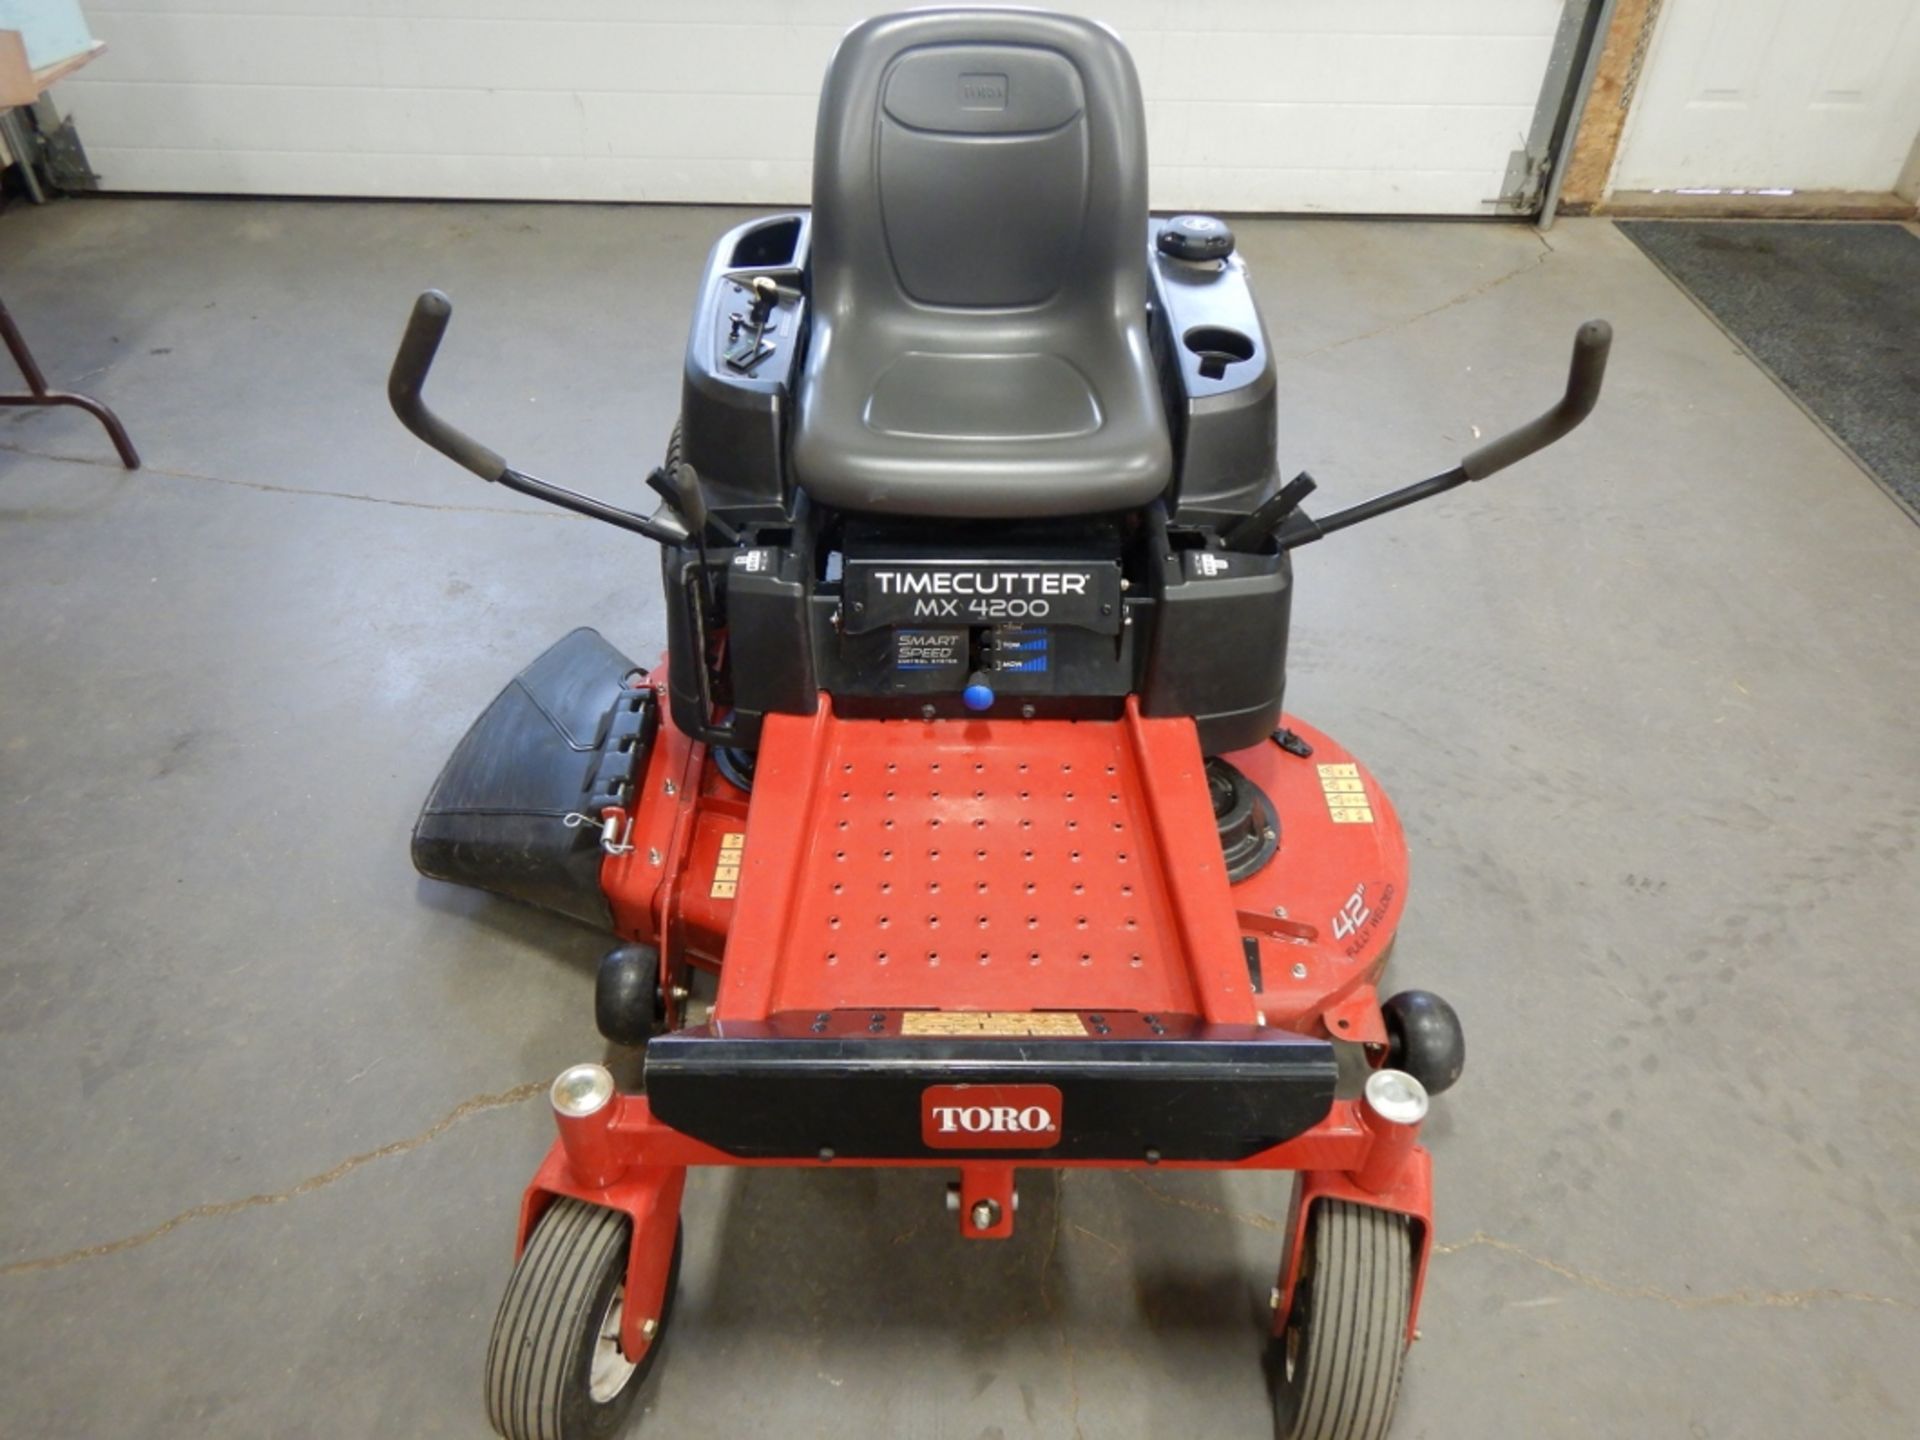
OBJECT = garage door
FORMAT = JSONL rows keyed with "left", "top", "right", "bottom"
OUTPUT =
{"left": 60, "top": 1, "right": 1574, "bottom": 215}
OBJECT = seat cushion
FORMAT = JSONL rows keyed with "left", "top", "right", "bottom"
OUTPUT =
{"left": 794, "top": 10, "right": 1172, "bottom": 520}
{"left": 792, "top": 320, "right": 1173, "bottom": 518}
{"left": 867, "top": 353, "right": 1100, "bottom": 440}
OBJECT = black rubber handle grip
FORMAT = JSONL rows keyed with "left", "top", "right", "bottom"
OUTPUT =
{"left": 388, "top": 290, "right": 508, "bottom": 482}
{"left": 1460, "top": 319, "right": 1612, "bottom": 481}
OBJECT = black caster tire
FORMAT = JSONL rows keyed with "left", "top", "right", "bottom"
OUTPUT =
{"left": 1382, "top": 990, "right": 1465, "bottom": 1096}
{"left": 1273, "top": 1200, "right": 1412, "bottom": 1440}
{"left": 486, "top": 1198, "right": 683, "bottom": 1440}
{"left": 596, "top": 944, "right": 662, "bottom": 1048}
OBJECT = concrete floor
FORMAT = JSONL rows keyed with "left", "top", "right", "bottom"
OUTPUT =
{"left": 1, "top": 199, "right": 1916, "bottom": 1439}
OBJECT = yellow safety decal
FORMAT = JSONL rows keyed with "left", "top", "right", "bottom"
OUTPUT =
{"left": 900, "top": 1011, "right": 1090, "bottom": 1037}
{"left": 1317, "top": 763, "right": 1374, "bottom": 825}
{"left": 710, "top": 831, "right": 746, "bottom": 898}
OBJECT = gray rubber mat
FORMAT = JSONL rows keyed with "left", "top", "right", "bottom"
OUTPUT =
{"left": 1618, "top": 220, "right": 1920, "bottom": 516}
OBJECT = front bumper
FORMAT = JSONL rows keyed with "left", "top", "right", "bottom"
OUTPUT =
{"left": 645, "top": 1010, "right": 1338, "bottom": 1161}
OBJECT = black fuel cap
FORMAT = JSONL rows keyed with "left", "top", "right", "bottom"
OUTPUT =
{"left": 1157, "top": 214, "right": 1235, "bottom": 262}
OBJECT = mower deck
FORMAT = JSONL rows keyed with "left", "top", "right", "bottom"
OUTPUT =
{"left": 635, "top": 702, "right": 1363, "bottom": 1160}
{"left": 603, "top": 671, "right": 1411, "bottom": 1045}
{"left": 500, "top": 675, "right": 1438, "bottom": 1362}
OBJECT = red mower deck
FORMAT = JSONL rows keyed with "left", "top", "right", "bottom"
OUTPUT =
{"left": 519, "top": 685, "right": 1433, "bottom": 1364}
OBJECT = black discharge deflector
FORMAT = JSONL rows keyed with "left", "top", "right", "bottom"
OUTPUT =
{"left": 412, "top": 627, "right": 656, "bottom": 927}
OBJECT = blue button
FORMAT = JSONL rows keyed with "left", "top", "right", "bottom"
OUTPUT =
{"left": 962, "top": 680, "right": 995, "bottom": 712}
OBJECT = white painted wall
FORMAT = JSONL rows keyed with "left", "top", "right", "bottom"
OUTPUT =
{"left": 1613, "top": 0, "right": 1920, "bottom": 193}
{"left": 60, "top": 1, "right": 1565, "bottom": 215}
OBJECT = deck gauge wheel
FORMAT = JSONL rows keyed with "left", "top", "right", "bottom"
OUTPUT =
{"left": 486, "top": 1198, "right": 684, "bottom": 1440}
{"left": 596, "top": 943, "right": 665, "bottom": 1047}
{"left": 1381, "top": 989, "right": 1465, "bottom": 1096}
{"left": 1273, "top": 1200, "right": 1413, "bottom": 1440}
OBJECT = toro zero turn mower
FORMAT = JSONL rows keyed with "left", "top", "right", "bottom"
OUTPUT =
{"left": 387, "top": 10, "right": 1610, "bottom": 1439}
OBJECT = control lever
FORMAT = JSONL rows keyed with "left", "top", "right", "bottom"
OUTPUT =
{"left": 646, "top": 461, "right": 736, "bottom": 556}
{"left": 748, "top": 275, "right": 781, "bottom": 325}
{"left": 1460, "top": 319, "right": 1612, "bottom": 481}
{"left": 674, "top": 461, "right": 710, "bottom": 537}
{"left": 1223, "top": 472, "right": 1316, "bottom": 552}
{"left": 723, "top": 275, "right": 785, "bottom": 373}
{"left": 1274, "top": 320, "right": 1612, "bottom": 551}
{"left": 673, "top": 457, "right": 725, "bottom": 617}
{"left": 388, "top": 290, "right": 689, "bottom": 545}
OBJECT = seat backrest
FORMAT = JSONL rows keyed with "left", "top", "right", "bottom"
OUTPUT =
{"left": 810, "top": 8, "right": 1151, "bottom": 328}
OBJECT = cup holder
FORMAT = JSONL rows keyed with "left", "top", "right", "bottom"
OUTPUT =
{"left": 728, "top": 215, "right": 802, "bottom": 269}
{"left": 1183, "top": 325, "right": 1255, "bottom": 380}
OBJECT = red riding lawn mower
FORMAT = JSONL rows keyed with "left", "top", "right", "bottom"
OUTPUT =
{"left": 388, "top": 10, "right": 1610, "bottom": 1439}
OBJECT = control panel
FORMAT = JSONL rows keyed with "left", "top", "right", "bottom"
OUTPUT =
{"left": 820, "top": 535, "right": 1140, "bottom": 719}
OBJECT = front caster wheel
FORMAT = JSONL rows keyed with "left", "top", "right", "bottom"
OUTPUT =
{"left": 1273, "top": 1200, "right": 1412, "bottom": 1440}
{"left": 486, "top": 1198, "right": 683, "bottom": 1440}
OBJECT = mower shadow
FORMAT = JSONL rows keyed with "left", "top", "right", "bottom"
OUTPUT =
{"left": 410, "top": 876, "right": 608, "bottom": 979}
{"left": 674, "top": 1163, "right": 1287, "bottom": 1434}
{"left": 689, "top": 1160, "right": 1282, "bottom": 1347}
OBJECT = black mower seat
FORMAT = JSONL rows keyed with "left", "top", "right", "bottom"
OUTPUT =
{"left": 791, "top": 8, "right": 1172, "bottom": 520}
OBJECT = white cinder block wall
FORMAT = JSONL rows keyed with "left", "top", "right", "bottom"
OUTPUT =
{"left": 61, "top": 1, "right": 1562, "bottom": 215}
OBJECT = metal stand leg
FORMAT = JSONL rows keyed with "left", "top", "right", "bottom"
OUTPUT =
{"left": 0, "top": 299, "right": 141, "bottom": 469}
{"left": 0, "top": 110, "right": 47, "bottom": 204}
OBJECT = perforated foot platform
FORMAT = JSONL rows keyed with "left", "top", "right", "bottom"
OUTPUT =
{"left": 641, "top": 701, "right": 1339, "bottom": 1160}
{"left": 719, "top": 704, "right": 1265, "bottom": 1017}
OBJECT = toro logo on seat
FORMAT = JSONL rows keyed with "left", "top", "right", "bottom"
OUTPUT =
{"left": 922, "top": 1084, "right": 1063, "bottom": 1149}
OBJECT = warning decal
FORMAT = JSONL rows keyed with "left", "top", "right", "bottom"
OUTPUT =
{"left": 1317, "top": 763, "right": 1375, "bottom": 825}
{"left": 710, "top": 831, "right": 745, "bottom": 898}
{"left": 900, "top": 1011, "right": 1090, "bottom": 1037}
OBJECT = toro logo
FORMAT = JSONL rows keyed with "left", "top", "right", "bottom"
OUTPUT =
{"left": 922, "top": 1084, "right": 1063, "bottom": 1150}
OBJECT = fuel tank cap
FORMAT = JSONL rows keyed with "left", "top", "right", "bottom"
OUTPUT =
{"left": 1157, "top": 214, "right": 1236, "bottom": 263}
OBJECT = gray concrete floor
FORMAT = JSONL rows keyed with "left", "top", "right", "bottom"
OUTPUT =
{"left": 2, "top": 199, "right": 1916, "bottom": 1439}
